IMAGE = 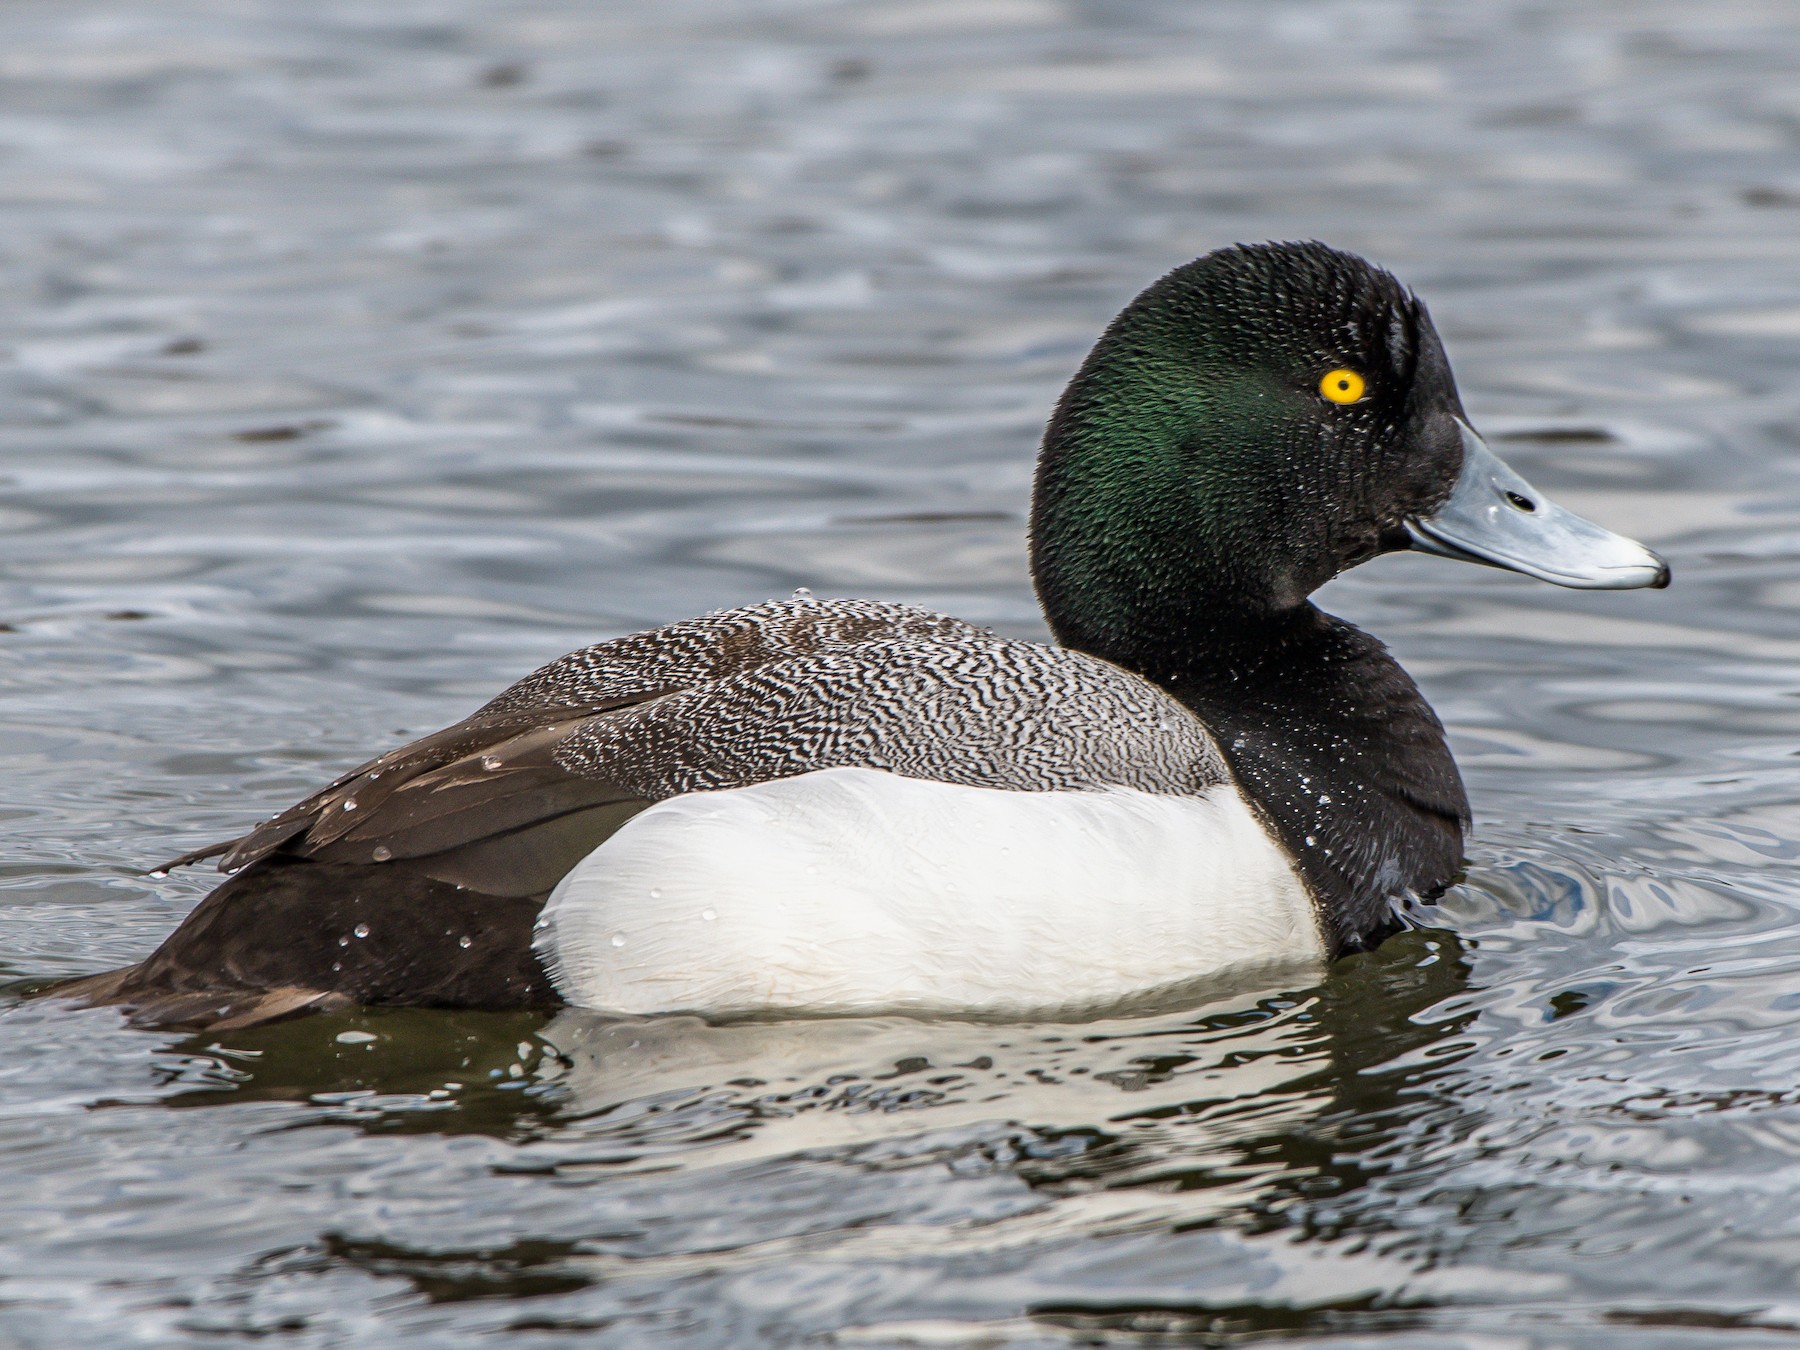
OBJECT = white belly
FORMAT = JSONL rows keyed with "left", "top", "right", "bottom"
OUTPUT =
{"left": 535, "top": 767, "right": 1320, "bottom": 1019}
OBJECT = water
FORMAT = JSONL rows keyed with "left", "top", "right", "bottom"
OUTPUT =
{"left": 3, "top": 0, "right": 1799, "bottom": 1343}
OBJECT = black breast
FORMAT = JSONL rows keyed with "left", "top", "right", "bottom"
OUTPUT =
{"left": 1171, "top": 606, "right": 1470, "bottom": 951}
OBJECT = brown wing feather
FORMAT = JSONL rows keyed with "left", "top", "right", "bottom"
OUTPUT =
{"left": 212, "top": 700, "right": 656, "bottom": 874}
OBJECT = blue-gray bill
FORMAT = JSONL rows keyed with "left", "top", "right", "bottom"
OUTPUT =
{"left": 1406, "top": 422, "right": 1671, "bottom": 590}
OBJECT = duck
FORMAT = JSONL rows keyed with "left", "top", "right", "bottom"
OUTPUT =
{"left": 47, "top": 241, "right": 1669, "bottom": 1030}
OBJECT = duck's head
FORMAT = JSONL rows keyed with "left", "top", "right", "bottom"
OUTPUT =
{"left": 1031, "top": 241, "right": 1668, "bottom": 664}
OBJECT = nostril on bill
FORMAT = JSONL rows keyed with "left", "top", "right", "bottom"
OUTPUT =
{"left": 1504, "top": 491, "right": 1536, "bottom": 513}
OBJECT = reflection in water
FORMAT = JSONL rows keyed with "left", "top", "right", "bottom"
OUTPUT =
{"left": 127, "top": 929, "right": 1473, "bottom": 1338}
{"left": 6, "top": 0, "right": 1800, "bottom": 1343}
{"left": 540, "top": 992, "right": 1333, "bottom": 1185}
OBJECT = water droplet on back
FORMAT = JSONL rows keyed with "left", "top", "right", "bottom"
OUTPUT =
{"left": 701, "top": 908, "right": 717, "bottom": 922}
{"left": 482, "top": 755, "right": 503, "bottom": 771}
{"left": 610, "top": 933, "right": 626, "bottom": 947}
{"left": 371, "top": 845, "right": 392, "bottom": 862}
{"left": 458, "top": 935, "right": 472, "bottom": 949}
{"left": 792, "top": 586, "right": 813, "bottom": 599}
{"left": 341, "top": 798, "right": 358, "bottom": 811}
{"left": 353, "top": 923, "right": 370, "bottom": 939}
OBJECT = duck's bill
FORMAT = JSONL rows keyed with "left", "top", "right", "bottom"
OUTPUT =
{"left": 1406, "top": 423, "right": 1670, "bottom": 590}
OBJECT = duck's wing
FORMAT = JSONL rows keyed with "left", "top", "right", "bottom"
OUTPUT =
{"left": 163, "top": 597, "right": 989, "bottom": 895}
{"left": 220, "top": 626, "right": 1230, "bottom": 918}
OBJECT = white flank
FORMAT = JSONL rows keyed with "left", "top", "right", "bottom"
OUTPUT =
{"left": 536, "top": 767, "right": 1321, "bottom": 1019}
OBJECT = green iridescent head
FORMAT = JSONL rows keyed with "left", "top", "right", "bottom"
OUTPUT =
{"left": 1030, "top": 241, "right": 1665, "bottom": 667}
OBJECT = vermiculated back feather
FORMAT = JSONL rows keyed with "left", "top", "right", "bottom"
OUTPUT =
{"left": 552, "top": 636, "right": 1230, "bottom": 799}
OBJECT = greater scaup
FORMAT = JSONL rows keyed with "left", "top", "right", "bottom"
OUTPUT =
{"left": 49, "top": 242, "right": 1668, "bottom": 1028}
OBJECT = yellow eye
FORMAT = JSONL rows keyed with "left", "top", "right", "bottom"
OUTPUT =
{"left": 1319, "top": 368, "right": 1366, "bottom": 404}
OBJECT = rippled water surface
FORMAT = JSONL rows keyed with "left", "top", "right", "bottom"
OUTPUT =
{"left": 5, "top": 1, "right": 1800, "bottom": 1344}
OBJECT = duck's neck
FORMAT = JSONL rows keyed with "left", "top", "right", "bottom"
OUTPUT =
{"left": 1181, "top": 608, "right": 1467, "bottom": 949}
{"left": 1029, "top": 397, "right": 1468, "bottom": 949}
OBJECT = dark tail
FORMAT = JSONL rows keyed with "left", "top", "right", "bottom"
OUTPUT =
{"left": 33, "top": 856, "right": 560, "bottom": 1030}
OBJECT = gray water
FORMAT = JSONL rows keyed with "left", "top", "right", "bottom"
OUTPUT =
{"left": 2, "top": 1, "right": 1799, "bottom": 1344}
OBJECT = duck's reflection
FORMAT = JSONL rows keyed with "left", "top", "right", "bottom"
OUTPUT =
{"left": 141, "top": 925, "right": 1473, "bottom": 1201}
{"left": 129, "top": 926, "right": 1476, "bottom": 1321}
{"left": 535, "top": 927, "right": 1475, "bottom": 1208}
